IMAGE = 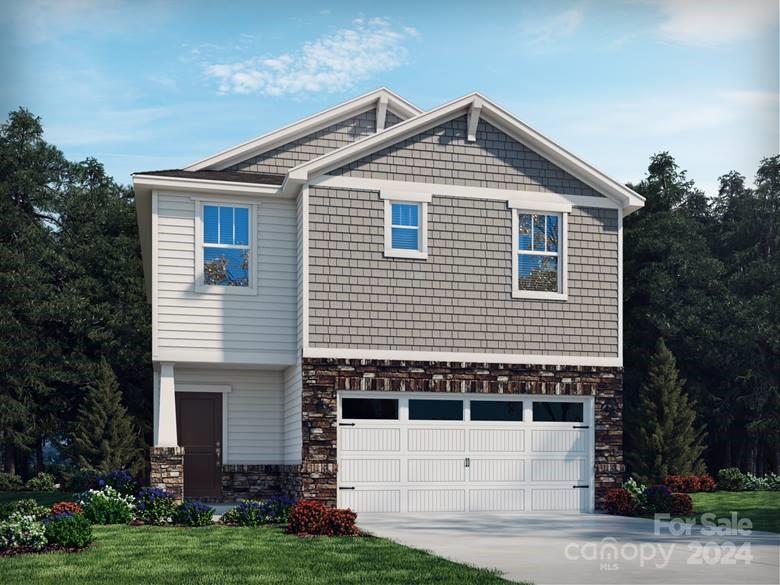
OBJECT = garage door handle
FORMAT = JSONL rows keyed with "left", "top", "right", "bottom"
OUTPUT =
{"left": 339, "top": 423, "right": 356, "bottom": 426}
{"left": 572, "top": 485, "right": 589, "bottom": 489}
{"left": 572, "top": 425, "right": 589, "bottom": 429}
{"left": 339, "top": 486, "right": 355, "bottom": 490}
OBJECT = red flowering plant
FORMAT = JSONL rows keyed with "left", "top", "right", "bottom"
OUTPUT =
{"left": 663, "top": 475, "right": 716, "bottom": 493}
{"left": 287, "top": 500, "right": 358, "bottom": 536}
{"left": 604, "top": 488, "right": 636, "bottom": 516}
{"left": 670, "top": 493, "right": 694, "bottom": 516}
{"left": 51, "top": 502, "right": 83, "bottom": 516}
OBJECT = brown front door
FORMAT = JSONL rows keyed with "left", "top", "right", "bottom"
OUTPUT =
{"left": 176, "top": 392, "right": 222, "bottom": 498}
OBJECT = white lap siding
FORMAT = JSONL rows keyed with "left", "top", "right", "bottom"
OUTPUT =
{"left": 176, "top": 368, "right": 285, "bottom": 464}
{"left": 154, "top": 193, "right": 297, "bottom": 365}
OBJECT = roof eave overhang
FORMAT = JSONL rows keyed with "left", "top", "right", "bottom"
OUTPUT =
{"left": 184, "top": 88, "right": 423, "bottom": 172}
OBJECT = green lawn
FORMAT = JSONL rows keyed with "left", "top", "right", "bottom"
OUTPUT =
{"left": 691, "top": 491, "right": 780, "bottom": 533}
{"left": 0, "top": 525, "right": 519, "bottom": 585}
{"left": 0, "top": 491, "right": 73, "bottom": 507}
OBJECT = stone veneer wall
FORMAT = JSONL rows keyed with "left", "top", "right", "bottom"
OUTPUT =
{"left": 221, "top": 464, "right": 301, "bottom": 501}
{"left": 150, "top": 447, "right": 184, "bottom": 502}
{"left": 300, "top": 358, "right": 624, "bottom": 509}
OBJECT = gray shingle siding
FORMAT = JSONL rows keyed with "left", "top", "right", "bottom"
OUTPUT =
{"left": 384, "top": 111, "right": 403, "bottom": 129}
{"left": 328, "top": 115, "right": 603, "bottom": 197}
{"left": 308, "top": 187, "right": 619, "bottom": 357}
{"left": 229, "top": 109, "right": 377, "bottom": 174}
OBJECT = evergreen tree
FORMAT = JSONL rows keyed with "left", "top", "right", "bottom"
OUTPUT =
{"left": 69, "top": 359, "right": 141, "bottom": 473}
{"left": 627, "top": 339, "right": 707, "bottom": 482}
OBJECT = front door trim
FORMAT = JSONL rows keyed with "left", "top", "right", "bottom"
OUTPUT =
{"left": 176, "top": 391, "right": 223, "bottom": 498}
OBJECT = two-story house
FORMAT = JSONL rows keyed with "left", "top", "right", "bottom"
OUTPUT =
{"left": 133, "top": 88, "right": 644, "bottom": 514}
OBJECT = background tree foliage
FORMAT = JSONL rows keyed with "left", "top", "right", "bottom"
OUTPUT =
{"left": 0, "top": 109, "right": 150, "bottom": 477}
{"left": 625, "top": 152, "right": 780, "bottom": 477}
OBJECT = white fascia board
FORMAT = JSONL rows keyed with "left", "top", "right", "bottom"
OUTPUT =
{"left": 184, "top": 88, "right": 422, "bottom": 171}
{"left": 303, "top": 347, "right": 620, "bottom": 368}
{"left": 289, "top": 92, "right": 645, "bottom": 215}
{"left": 133, "top": 175, "right": 284, "bottom": 197}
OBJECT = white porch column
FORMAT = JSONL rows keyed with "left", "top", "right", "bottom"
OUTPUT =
{"left": 155, "top": 362, "right": 178, "bottom": 447}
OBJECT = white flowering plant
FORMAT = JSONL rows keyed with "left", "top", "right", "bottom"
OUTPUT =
{"left": 79, "top": 486, "right": 136, "bottom": 524}
{"left": 0, "top": 513, "right": 47, "bottom": 550}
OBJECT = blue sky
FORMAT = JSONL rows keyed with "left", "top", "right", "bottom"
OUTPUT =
{"left": 2, "top": 0, "right": 778, "bottom": 195}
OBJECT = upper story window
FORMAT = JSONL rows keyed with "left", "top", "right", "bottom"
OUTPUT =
{"left": 512, "top": 210, "right": 568, "bottom": 301}
{"left": 196, "top": 202, "right": 255, "bottom": 294}
{"left": 382, "top": 195, "right": 430, "bottom": 260}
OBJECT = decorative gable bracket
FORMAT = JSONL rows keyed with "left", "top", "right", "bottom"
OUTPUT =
{"left": 466, "top": 97, "right": 483, "bottom": 142}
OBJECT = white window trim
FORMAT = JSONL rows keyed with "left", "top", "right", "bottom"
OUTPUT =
{"left": 194, "top": 200, "right": 257, "bottom": 295}
{"left": 511, "top": 209, "right": 568, "bottom": 301}
{"left": 383, "top": 198, "right": 429, "bottom": 260}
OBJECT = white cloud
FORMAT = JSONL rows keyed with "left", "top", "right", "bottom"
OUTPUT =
{"left": 521, "top": 6, "right": 584, "bottom": 48}
{"left": 203, "top": 18, "right": 418, "bottom": 96}
{"left": 652, "top": 0, "right": 778, "bottom": 46}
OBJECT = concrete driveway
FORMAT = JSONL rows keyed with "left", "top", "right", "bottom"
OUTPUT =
{"left": 358, "top": 512, "right": 779, "bottom": 584}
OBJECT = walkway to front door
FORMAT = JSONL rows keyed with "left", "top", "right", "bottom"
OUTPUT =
{"left": 176, "top": 392, "right": 222, "bottom": 498}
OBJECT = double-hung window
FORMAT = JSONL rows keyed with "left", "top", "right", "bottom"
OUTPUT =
{"left": 196, "top": 202, "right": 254, "bottom": 294}
{"left": 512, "top": 210, "right": 567, "bottom": 300}
{"left": 382, "top": 194, "right": 430, "bottom": 259}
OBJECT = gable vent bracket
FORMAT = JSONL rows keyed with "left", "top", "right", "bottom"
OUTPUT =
{"left": 376, "top": 95, "right": 389, "bottom": 132}
{"left": 466, "top": 97, "right": 483, "bottom": 142}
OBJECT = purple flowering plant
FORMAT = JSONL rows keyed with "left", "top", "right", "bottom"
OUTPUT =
{"left": 644, "top": 484, "right": 673, "bottom": 513}
{"left": 97, "top": 470, "right": 137, "bottom": 496}
{"left": 135, "top": 487, "right": 176, "bottom": 525}
{"left": 173, "top": 501, "right": 214, "bottom": 527}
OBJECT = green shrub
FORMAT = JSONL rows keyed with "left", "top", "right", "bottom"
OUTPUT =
{"left": 44, "top": 513, "right": 93, "bottom": 548}
{"left": 717, "top": 467, "right": 746, "bottom": 491}
{"left": 0, "top": 472, "right": 23, "bottom": 492}
{"left": 0, "top": 513, "right": 47, "bottom": 550}
{"left": 173, "top": 501, "right": 214, "bottom": 526}
{"left": 5, "top": 499, "right": 50, "bottom": 521}
{"left": 79, "top": 486, "right": 135, "bottom": 524}
{"left": 765, "top": 473, "right": 780, "bottom": 491}
{"left": 25, "top": 472, "right": 57, "bottom": 492}
{"left": 136, "top": 487, "right": 176, "bottom": 525}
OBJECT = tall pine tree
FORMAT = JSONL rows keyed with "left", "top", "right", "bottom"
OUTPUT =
{"left": 627, "top": 339, "right": 707, "bottom": 482}
{"left": 70, "top": 359, "right": 141, "bottom": 473}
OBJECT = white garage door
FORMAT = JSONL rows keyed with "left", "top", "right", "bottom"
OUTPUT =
{"left": 337, "top": 393, "right": 593, "bottom": 513}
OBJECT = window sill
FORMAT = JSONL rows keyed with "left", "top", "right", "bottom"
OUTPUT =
{"left": 384, "top": 249, "right": 428, "bottom": 260}
{"left": 195, "top": 284, "right": 257, "bottom": 296}
{"left": 512, "top": 290, "right": 568, "bottom": 302}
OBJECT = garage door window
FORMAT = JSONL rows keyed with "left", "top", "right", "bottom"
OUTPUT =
{"left": 532, "top": 401, "right": 583, "bottom": 422}
{"left": 342, "top": 398, "right": 398, "bottom": 420}
{"left": 471, "top": 400, "right": 523, "bottom": 421}
{"left": 409, "top": 399, "right": 463, "bottom": 421}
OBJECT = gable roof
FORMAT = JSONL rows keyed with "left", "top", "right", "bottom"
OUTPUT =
{"left": 286, "top": 92, "right": 645, "bottom": 214}
{"left": 184, "top": 88, "right": 422, "bottom": 172}
{"left": 134, "top": 169, "right": 285, "bottom": 185}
